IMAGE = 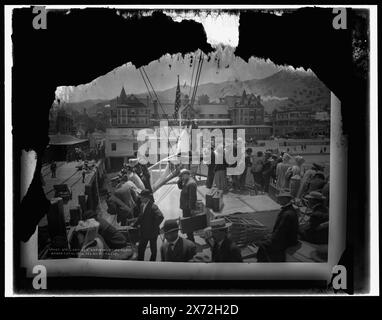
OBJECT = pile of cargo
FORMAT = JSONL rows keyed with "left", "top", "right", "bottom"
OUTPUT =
{"left": 205, "top": 188, "right": 224, "bottom": 212}
{"left": 224, "top": 212, "right": 270, "bottom": 248}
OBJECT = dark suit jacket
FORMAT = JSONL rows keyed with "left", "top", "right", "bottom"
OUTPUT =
{"left": 133, "top": 200, "right": 164, "bottom": 240}
{"left": 262, "top": 159, "right": 273, "bottom": 177}
{"left": 160, "top": 237, "right": 197, "bottom": 262}
{"left": 205, "top": 149, "right": 216, "bottom": 189}
{"left": 211, "top": 236, "right": 243, "bottom": 262}
{"left": 257, "top": 203, "right": 299, "bottom": 262}
{"left": 178, "top": 178, "right": 197, "bottom": 211}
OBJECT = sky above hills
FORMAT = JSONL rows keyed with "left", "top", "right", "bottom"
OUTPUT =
{"left": 55, "top": 46, "right": 312, "bottom": 103}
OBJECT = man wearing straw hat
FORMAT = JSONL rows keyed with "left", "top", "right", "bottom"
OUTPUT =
{"left": 204, "top": 218, "right": 242, "bottom": 263}
{"left": 256, "top": 191, "right": 299, "bottom": 262}
{"left": 160, "top": 219, "right": 197, "bottom": 262}
{"left": 307, "top": 171, "right": 326, "bottom": 194}
{"left": 299, "top": 191, "right": 329, "bottom": 244}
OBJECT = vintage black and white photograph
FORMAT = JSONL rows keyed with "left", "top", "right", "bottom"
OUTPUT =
{"left": 40, "top": 49, "right": 332, "bottom": 263}
{"left": 5, "top": 4, "right": 377, "bottom": 296}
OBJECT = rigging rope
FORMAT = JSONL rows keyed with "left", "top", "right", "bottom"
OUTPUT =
{"left": 139, "top": 66, "right": 179, "bottom": 151}
{"left": 190, "top": 52, "right": 204, "bottom": 111}
{"left": 137, "top": 52, "right": 205, "bottom": 187}
{"left": 139, "top": 68, "right": 154, "bottom": 103}
{"left": 188, "top": 56, "right": 197, "bottom": 99}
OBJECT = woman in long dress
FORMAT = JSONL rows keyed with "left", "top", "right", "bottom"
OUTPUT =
{"left": 288, "top": 155, "right": 305, "bottom": 197}
{"left": 213, "top": 144, "right": 228, "bottom": 192}
{"left": 275, "top": 153, "right": 292, "bottom": 190}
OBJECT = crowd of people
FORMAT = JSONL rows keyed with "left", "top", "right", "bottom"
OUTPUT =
{"left": 201, "top": 141, "right": 330, "bottom": 261}
{"left": 101, "top": 161, "right": 243, "bottom": 262}
{"left": 204, "top": 140, "right": 329, "bottom": 201}
{"left": 68, "top": 152, "right": 243, "bottom": 262}
{"left": 70, "top": 141, "right": 330, "bottom": 263}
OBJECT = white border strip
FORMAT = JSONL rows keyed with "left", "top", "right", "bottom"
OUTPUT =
{"left": 4, "top": 5, "right": 378, "bottom": 9}
{"left": 368, "top": 5, "right": 379, "bottom": 296}
{"left": 4, "top": 4, "right": 378, "bottom": 297}
{"left": 4, "top": 5, "right": 14, "bottom": 298}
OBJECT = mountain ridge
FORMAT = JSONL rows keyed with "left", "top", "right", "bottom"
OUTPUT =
{"left": 63, "top": 69, "right": 330, "bottom": 114}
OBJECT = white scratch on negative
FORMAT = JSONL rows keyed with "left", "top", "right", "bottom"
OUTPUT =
{"left": 21, "top": 150, "right": 37, "bottom": 201}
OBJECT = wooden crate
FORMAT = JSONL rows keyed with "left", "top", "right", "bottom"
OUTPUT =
{"left": 225, "top": 213, "right": 270, "bottom": 248}
{"left": 180, "top": 213, "right": 208, "bottom": 234}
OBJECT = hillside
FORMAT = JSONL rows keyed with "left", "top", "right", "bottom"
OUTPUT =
{"left": 64, "top": 69, "right": 330, "bottom": 115}
{"left": 64, "top": 99, "right": 106, "bottom": 114}
{"left": 137, "top": 69, "right": 330, "bottom": 111}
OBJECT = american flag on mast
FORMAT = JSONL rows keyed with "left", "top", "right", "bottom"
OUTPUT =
{"left": 173, "top": 75, "right": 181, "bottom": 120}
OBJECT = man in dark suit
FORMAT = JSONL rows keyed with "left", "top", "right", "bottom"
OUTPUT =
{"left": 256, "top": 192, "right": 299, "bottom": 262}
{"left": 205, "top": 145, "right": 216, "bottom": 189}
{"left": 261, "top": 151, "right": 273, "bottom": 193}
{"left": 204, "top": 218, "right": 243, "bottom": 262}
{"left": 160, "top": 219, "right": 197, "bottom": 262}
{"left": 177, "top": 169, "right": 197, "bottom": 242}
{"left": 133, "top": 189, "right": 164, "bottom": 261}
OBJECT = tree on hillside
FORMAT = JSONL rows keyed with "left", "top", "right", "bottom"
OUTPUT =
{"left": 197, "top": 94, "right": 210, "bottom": 105}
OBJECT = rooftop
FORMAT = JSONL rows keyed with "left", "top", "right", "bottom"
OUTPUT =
{"left": 148, "top": 103, "right": 229, "bottom": 117}
{"left": 198, "top": 124, "right": 272, "bottom": 129}
{"left": 193, "top": 104, "right": 229, "bottom": 115}
{"left": 49, "top": 134, "right": 88, "bottom": 146}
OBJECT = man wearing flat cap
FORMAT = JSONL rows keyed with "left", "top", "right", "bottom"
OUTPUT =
{"left": 160, "top": 219, "right": 197, "bottom": 262}
{"left": 299, "top": 191, "right": 329, "bottom": 244}
{"left": 177, "top": 168, "right": 197, "bottom": 242}
{"left": 133, "top": 189, "right": 164, "bottom": 261}
{"left": 204, "top": 219, "right": 242, "bottom": 263}
{"left": 257, "top": 191, "right": 299, "bottom": 262}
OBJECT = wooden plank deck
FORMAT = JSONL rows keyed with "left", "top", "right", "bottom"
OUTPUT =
{"left": 40, "top": 161, "right": 97, "bottom": 226}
